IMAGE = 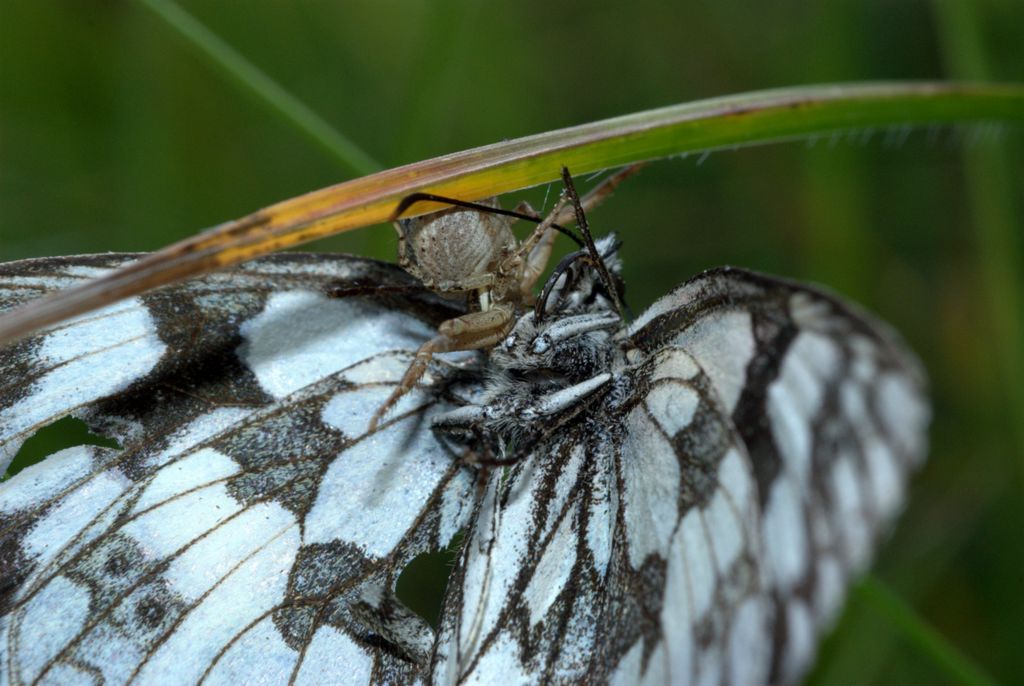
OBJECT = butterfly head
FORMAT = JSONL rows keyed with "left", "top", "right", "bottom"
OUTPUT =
{"left": 491, "top": 235, "right": 626, "bottom": 389}
{"left": 533, "top": 233, "right": 624, "bottom": 320}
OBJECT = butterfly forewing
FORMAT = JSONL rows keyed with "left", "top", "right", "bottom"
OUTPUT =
{"left": 432, "top": 266, "right": 928, "bottom": 685}
{"left": 0, "top": 254, "right": 480, "bottom": 685}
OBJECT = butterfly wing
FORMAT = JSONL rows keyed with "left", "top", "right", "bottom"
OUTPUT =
{"left": 0, "top": 254, "right": 478, "bottom": 685}
{"left": 433, "top": 266, "right": 928, "bottom": 685}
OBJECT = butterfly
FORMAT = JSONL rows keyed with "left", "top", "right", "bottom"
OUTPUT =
{"left": 0, "top": 222, "right": 927, "bottom": 683}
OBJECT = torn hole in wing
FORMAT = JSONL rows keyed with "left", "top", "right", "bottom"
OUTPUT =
{"left": 395, "top": 531, "right": 464, "bottom": 629}
{"left": 3, "top": 416, "right": 121, "bottom": 480}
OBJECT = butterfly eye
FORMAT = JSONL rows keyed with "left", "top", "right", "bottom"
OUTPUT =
{"left": 502, "top": 333, "right": 518, "bottom": 351}
{"left": 530, "top": 335, "right": 551, "bottom": 354}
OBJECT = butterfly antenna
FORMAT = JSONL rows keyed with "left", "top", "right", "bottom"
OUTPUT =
{"left": 559, "top": 167, "right": 628, "bottom": 323}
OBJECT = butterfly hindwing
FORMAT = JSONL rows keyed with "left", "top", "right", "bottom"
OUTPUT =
{"left": 433, "top": 266, "right": 928, "bottom": 685}
{"left": 630, "top": 268, "right": 928, "bottom": 684}
{"left": 0, "top": 254, "right": 479, "bottom": 685}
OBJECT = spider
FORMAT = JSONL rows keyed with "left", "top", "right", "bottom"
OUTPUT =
{"left": 368, "top": 165, "right": 639, "bottom": 430}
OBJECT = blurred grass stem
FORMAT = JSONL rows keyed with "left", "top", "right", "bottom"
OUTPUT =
{"left": 136, "top": 0, "right": 381, "bottom": 177}
{"left": 858, "top": 576, "right": 1001, "bottom": 686}
{"left": 933, "top": 0, "right": 1024, "bottom": 476}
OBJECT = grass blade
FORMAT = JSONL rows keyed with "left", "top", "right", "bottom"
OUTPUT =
{"left": 0, "top": 81, "right": 1021, "bottom": 343}
{"left": 136, "top": 0, "right": 381, "bottom": 176}
{"left": 933, "top": 0, "right": 1024, "bottom": 473}
{"left": 858, "top": 576, "right": 1000, "bottom": 686}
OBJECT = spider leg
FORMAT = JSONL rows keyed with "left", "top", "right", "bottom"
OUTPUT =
{"left": 520, "top": 164, "right": 643, "bottom": 297}
{"left": 552, "top": 163, "right": 645, "bottom": 226}
{"left": 520, "top": 219, "right": 560, "bottom": 297}
{"left": 514, "top": 195, "right": 571, "bottom": 297}
{"left": 368, "top": 306, "right": 513, "bottom": 432}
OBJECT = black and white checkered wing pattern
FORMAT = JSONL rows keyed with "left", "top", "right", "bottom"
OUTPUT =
{"left": 0, "top": 254, "right": 478, "bottom": 685}
{"left": 433, "top": 267, "right": 928, "bottom": 685}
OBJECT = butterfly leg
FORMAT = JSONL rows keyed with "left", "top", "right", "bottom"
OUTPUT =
{"left": 432, "top": 372, "right": 613, "bottom": 465}
{"left": 368, "top": 305, "right": 514, "bottom": 432}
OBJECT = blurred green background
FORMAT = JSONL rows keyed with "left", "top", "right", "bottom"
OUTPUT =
{"left": 1, "top": 1, "right": 1022, "bottom": 683}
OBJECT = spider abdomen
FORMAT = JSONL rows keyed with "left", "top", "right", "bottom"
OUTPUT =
{"left": 397, "top": 199, "right": 516, "bottom": 293}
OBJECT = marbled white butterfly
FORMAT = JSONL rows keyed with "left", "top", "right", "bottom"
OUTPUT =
{"left": 0, "top": 199, "right": 927, "bottom": 684}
